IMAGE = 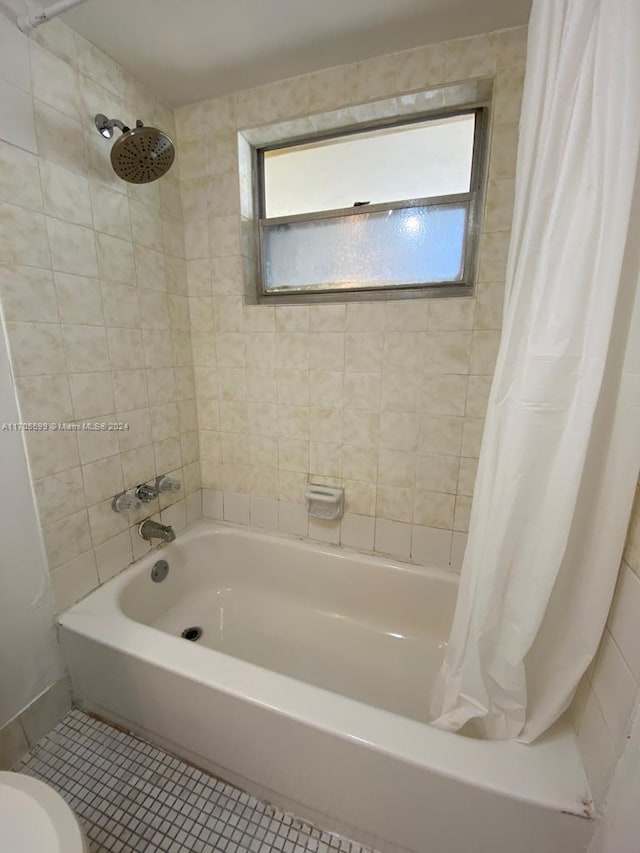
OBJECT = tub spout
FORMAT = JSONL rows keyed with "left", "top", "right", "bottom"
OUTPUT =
{"left": 139, "top": 519, "right": 176, "bottom": 543}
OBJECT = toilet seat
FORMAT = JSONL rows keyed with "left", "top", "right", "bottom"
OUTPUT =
{"left": 0, "top": 771, "right": 87, "bottom": 853}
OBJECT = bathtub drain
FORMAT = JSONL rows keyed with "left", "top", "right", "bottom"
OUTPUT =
{"left": 181, "top": 626, "right": 203, "bottom": 642}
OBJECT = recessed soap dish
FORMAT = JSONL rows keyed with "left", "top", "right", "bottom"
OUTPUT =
{"left": 304, "top": 484, "right": 344, "bottom": 520}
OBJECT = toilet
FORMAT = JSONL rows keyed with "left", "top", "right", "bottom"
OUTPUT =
{"left": 0, "top": 771, "right": 88, "bottom": 852}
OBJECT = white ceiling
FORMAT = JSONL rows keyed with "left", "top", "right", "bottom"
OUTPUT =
{"left": 62, "top": 0, "right": 531, "bottom": 107}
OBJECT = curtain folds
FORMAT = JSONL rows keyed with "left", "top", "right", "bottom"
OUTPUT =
{"left": 431, "top": 0, "right": 640, "bottom": 742}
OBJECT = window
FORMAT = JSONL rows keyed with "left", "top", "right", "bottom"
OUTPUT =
{"left": 255, "top": 107, "right": 488, "bottom": 303}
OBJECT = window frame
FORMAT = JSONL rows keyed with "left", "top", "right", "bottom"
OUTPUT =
{"left": 253, "top": 103, "right": 490, "bottom": 305}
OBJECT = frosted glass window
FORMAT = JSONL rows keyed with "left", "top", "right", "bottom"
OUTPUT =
{"left": 263, "top": 204, "right": 468, "bottom": 292}
{"left": 263, "top": 114, "right": 476, "bottom": 218}
{"left": 256, "top": 106, "right": 487, "bottom": 301}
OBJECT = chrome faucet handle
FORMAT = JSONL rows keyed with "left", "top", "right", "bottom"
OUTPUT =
{"left": 112, "top": 491, "right": 143, "bottom": 514}
{"left": 156, "top": 474, "right": 181, "bottom": 493}
{"left": 136, "top": 482, "right": 158, "bottom": 502}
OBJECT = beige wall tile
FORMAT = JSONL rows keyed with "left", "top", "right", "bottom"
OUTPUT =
{"left": 101, "top": 282, "right": 139, "bottom": 328}
{"left": 494, "top": 68, "right": 525, "bottom": 125}
{"left": 424, "top": 332, "right": 471, "bottom": 374}
{"left": 0, "top": 265, "right": 57, "bottom": 323}
{"left": 40, "top": 161, "right": 92, "bottom": 227}
{"left": 457, "top": 457, "right": 478, "bottom": 497}
{"left": 107, "top": 328, "right": 144, "bottom": 370}
{"left": 461, "top": 417, "right": 485, "bottom": 458}
{"left": 381, "top": 372, "right": 422, "bottom": 414}
{"left": 0, "top": 142, "right": 42, "bottom": 210}
{"left": 87, "top": 498, "right": 128, "bottom": 546}
{"left": 94, "top": 531, "right": 133, "bottom": 583}
{"left": 42, "top": 509, "right": 92, "bottom": 569}
{"left": 310, "top": 441, "right": 342, "bottom": 478}
{"left": 276, "top": 369, "right": 309, "bottom": 406}
{"left": 82, "top": 455, "right": 123, "bottom": 505}
{"left": 378, "top": 450, "right": 416, "bottom": 489}
{"left": 24, "top": 429, "right": 80, "bottom": 479}
{"left": 344, "top": 480, "right": 376, "bottom": 516}
{"left": 34, "top": 101, "right": 87, "bottom": 176}
{"left": 416, "top": 454, "right": 459, "bottom": 494}
{"left": 419, "top": 415, "right": 463, "bottom": 456}
{"left": 345, "top": 332, "right": 384, "bottom": 372}
{"left": 376, "top": 485, "right": 414, "bottom": 523}
{"left": 34, "top": 466, "right": 85, "bottom": 526}
{"left": 484, "top": 178, "right": 516, "bottom": 233}
{"left": 16, "top": 375, "right": 73, "bottom": 422}
{"left": 374, "top": 518, "right": 411, "bottom": 558}
{"left": 6, "top": 322, "right": 65, "bottom": 376}
{"left": 428, "top": 298, "right": 474, "bottom": 331}
{"left": 343, "top": 410, "right": 379, "bottom": 448}
{"left": 50, "top": 550, "right": 99, "bottom": 612}
{"left": 465, "top": 375, "right": 491, "bottom": 417}
{"left": 411, "top": 524, "right": 452, "bottom": 569}
{"left": 90, "top": 182, "right": 131, "bottom": 239}
{"left": 396, "top": 43, "right": 445, "bottom": 92}
{"left": 30, "top": 43, "right": 79, "bottom": 121}
{"left": 97, "top": 233, "right": 135, "bottom": 283}
{"left": 379, "top": 412, "right": 418, "bottom": 452}
{"left": 383, "top": 332, "right": 426, "bottom": 372}
{"left": 454, "top": 494, "right": 472, "bottom": 532}
{"left": 342, "top": 445, "right": 377, "bottom": 484}
{"left": 55, "top": 273, "right": 103, "bottom": 325}
{"left": 343, "top": 372, "right": 380, "bottom": 412}
{"left": 62, "top": 324, "right": 109, "bottom": 373}
{"left": 309, "top": 304, "right": 346, "bottom": 332}
{"left": 47, "top": 218, "right": 98, "bottom": 277}
{"left": 419, "top": 375, "right": 467, "bottom": 416}
{"left": 0, "top": 203, "right": 50, "bottom": 267}
{"left": 470, "top": 330, "right": 501, "bottom": 375}
{"left": 414, "top": 490, "right": 456, "bottom": 529}
{"left": 76, "top": 423, "right": 120, "bottom": 464}
{"left": 474, "top": 283, "right": 504, "bottom": 330}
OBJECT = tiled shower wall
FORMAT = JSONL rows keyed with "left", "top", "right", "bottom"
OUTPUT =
{"left": 572, "top": 475, "right": 640, "bottom": 809}
{"left": 175, "top": 28, "right": 526, "bottom": 566}
{"left": 0, "top": 9, "right": 200, "bottom": 613}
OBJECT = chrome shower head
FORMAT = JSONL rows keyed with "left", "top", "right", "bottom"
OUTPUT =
{"left": 94, "top": 114, "right": 175, "bottom": 184}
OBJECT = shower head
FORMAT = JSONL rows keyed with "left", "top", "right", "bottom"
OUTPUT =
{"left": 95, "top": 114, "right": 175, "bottom": 184}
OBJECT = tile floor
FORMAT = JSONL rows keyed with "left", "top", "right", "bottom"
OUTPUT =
{"left": 15, "top": 709, "right": 377, "bottom": 853}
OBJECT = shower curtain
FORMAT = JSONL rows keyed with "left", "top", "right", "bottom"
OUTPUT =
{"left": 431, "top": 0, "right": 640, "bottom": 742}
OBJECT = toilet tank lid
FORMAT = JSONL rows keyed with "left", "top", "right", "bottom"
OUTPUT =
{"left": 0, "top": 771, "right": 85, "bottom": 853}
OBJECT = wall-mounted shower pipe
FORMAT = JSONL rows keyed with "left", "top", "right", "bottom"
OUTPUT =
{"left": 17, "top": 0, "right": 92, "bottom": 34}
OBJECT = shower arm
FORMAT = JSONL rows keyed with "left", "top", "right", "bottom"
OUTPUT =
{"left": 95, "top": 114, "right": 130, "bottom": 137}
{"left": 17, "top": 0, "right": 92, "bottom": 34}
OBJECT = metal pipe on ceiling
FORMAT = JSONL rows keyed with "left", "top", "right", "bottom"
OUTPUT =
{"left": 17, "top": 0, "right": 92, "bottom": 34}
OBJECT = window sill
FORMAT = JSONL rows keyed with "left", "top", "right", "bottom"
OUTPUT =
{"left": 258, "top": 283, "right": 474, "bottom": 305}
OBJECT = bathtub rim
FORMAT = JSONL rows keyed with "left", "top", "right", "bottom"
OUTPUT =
{"left": 58, "top": 520, "right": 593, "bottom": 820}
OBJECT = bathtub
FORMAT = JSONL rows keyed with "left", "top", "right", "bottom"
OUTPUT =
{"left": 59, "top": 522, "right": 595, "bottom": 853}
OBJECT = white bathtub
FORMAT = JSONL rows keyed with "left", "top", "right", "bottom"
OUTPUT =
{"left": 59, "top": 522, "right": 595, "bottom": 853}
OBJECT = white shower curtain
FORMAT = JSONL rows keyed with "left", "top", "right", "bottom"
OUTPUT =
{"left": 431, "top": 0, "right": 640, "bottom": 742}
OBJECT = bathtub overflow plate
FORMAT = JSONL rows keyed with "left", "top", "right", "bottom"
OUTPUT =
{"left": 151, "top": 559, "right": 169, "bottom": 582}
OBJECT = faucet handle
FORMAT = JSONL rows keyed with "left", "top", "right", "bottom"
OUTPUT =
{"left": 136, "top": 482, "right": 158, "bottom": 502}
{"left": 156, "top": 474, "right": 181, "bottom": 493}
{"left": 112, "top": 491, "right": 143, "bottom": 514}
